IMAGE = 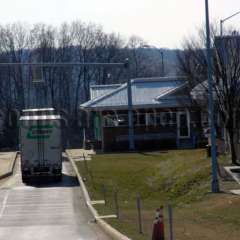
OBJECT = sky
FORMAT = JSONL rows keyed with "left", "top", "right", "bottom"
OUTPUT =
{"left": 0, "top": 0, "right": 239, "bottom": 49}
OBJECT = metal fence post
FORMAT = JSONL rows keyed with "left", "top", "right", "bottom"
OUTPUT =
{"left": 83, "top": 153, "right": 95, "bottom": 188}
{"left": 114, "top": 190, "right": 119, "bottom": 219}
{"left": 136, "top": 194, "right": 143, "bottom": 234}
{"left": 83, "top": 127, "right": 86, "bottom": 149}
{"left": 83, "top": 154, "right": 88, "bottom": 173}
{"left": 102, "top": 184, "right": 107, "bottom": 205}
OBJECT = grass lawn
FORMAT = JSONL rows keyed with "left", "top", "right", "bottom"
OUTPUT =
{"left": 76, "top": 149, "right": 240, "bottom": 240}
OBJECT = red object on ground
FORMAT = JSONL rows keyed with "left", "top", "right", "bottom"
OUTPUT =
{"left": 152, "top": 216, "right": 164, "bottom": 240}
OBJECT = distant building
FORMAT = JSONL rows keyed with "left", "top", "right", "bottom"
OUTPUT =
{"left": 80, "top": 77, "right": 203, "bottom": 152}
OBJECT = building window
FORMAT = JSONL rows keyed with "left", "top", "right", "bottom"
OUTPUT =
{"left": 156, "top": 112, "right": 177, "bottom": 126}
{"left": 134, "top": 113, "right": 146, "bottom": 126}
{"left": 103, "top": 114, "right": 128, "bottom": 127}
{"left": 146, "top": 113, "right": 156, "bottom": 126}
{"left": 103, "top": 111, "right": 178, "bottom": 127}
{"left": 118, "top": 115, "right": 128, "bottom": 126}
{"left": 166, "top": 112, "right": 177, "bottom": 126}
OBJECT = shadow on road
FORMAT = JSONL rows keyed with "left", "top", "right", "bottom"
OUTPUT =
{"left": 24, "top": 173, "right": 79, "bottom": 188}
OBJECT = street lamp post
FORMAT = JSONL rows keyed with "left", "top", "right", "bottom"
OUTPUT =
{"left": 205, "top": 0, "right": 220, "bottom": 193}
{"left": 220, "top": 10, "right": 240, "bottom": 36}
{"left": 160, "top": 51, "right": 165, "bottom": 77}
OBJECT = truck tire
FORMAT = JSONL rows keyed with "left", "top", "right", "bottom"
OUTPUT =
{"left": 22, "top": 175, "right": 29, "bottom": 183}
{"left": 53, "top": 175, "right": 62, "bottom": 182}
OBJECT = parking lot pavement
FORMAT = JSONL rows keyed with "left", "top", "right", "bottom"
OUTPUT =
{"left": 0, "top": 158, "right": 111, "bottom": 240}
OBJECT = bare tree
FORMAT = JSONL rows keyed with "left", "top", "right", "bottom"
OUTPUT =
{"left": 0, "top": 20, "right": 168, "bottom": 149}
{"left": 127, "top": 35, "right": 147, "bottom": 78}
{"left": 56, "top": 22, "right": 74, "bottom": 111}
{"left": 29, "top": 24, "right": 58, "bottom": 107}
{"left": 0, "top": 23, "right": 31, "bottom": 109}
{"left": 177, "top": 25, "right": 240, "bottom": 165}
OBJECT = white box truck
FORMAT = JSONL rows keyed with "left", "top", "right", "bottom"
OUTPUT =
{"left": 19, "top": 114, "right": 62, "bottom": 182}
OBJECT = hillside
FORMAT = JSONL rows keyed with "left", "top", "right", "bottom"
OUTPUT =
{"left": 76, "top": 149, "right": 240, "bottom": 240}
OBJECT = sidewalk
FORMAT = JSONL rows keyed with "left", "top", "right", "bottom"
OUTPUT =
{"left": 66, "top": 149, "right": 95, "bottom": 161}
{"left": 0, "top": 152, "right": 17, "bottom": 177}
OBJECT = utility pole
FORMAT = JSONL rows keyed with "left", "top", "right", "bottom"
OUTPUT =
{"left": 125, "top": 58, "right": 135, "bottom": 150}
{"left": 220, "top": 19, "right": 224, "bottom": 36}
{"left": 205, "top": 0, "right": 220, "bottom": 193}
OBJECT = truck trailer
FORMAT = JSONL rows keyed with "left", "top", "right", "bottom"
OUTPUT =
{"left": 19, "top": 114, "right": 62, "bottom": 182}
{"left": 22, "top": 108, "right": 57, "bottom": 116}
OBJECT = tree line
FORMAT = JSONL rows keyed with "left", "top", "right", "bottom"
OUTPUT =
{"left": 1, "top": 21, "right": 239, "bottom": 165}
{"left": 0, "top": 21, "right": 168, "bottom": 149}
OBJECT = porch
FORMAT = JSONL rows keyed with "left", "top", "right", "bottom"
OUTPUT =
{"left": 93, "top": 109, "right": 197, "bottom": 152}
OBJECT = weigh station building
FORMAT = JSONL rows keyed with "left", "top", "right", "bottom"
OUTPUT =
{"left": 80, "top": 77, "right": 203, "bottom": 152}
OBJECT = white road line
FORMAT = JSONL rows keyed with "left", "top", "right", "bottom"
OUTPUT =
{"left": 2, "top": 213, "right": 75, "bottom": 217}
{"left": 0, "top": 190, "right": 9, "bottom": 218}
{"left": 5, "top": 203, "right": 71, "bottom": 207}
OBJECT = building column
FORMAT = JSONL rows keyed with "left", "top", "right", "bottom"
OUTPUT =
{"left": 100, "top": 112, "right": 105, "bottom": 152}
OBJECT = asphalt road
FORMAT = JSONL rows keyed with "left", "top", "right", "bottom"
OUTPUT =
{"left": 0, "top": 156, "right": 111, "bottom": 240}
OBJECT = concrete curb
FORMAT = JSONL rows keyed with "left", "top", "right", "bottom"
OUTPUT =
{"left": 0, "top": 151, "right": 18, "bottom": 180}
{"left": 224, "top": 166, "right": 240, "bottom": 184}
{"left": 66, "top": 150, "right": 132, "bottom": 240}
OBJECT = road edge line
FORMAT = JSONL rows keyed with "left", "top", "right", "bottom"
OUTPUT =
{"left": 66, "top": 150, "right": 132, "bottom": 240}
